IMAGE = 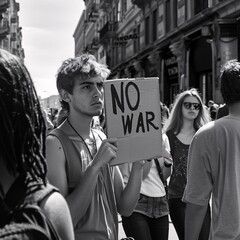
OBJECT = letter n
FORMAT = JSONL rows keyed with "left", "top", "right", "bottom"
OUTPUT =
{"left": 111, "top": 82, "right": 124, "bottom": 114}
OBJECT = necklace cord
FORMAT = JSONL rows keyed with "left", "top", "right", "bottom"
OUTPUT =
{"left": 67, "top": 118, "right": 96, "bottom": 159}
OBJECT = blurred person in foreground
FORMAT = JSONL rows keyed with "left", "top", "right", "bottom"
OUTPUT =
{"left": 183, "top": 59, "right": 240, "bottom": 239}
{"left": 46, "top": 53, "right": 144, "bottom": 240}
{"left": 0, "top": 49, "right": 74, "bottom": 240}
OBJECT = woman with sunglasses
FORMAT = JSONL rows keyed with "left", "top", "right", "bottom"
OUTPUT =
{"left": 163, "top": 88, "right": 211, "bottom": 240}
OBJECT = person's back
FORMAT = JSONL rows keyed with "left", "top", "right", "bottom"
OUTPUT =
{"left": 187, "top": 116, "right": 240, "bottom": 238}
{"left": 211, "top": 117, "right": 240, "bottom": 238}
{"left": 184, "top": 59, "right": 240, "bottom": 240}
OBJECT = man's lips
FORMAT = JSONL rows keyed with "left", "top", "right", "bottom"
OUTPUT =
{"left": 91, "top": 101, "right": 103, "bottom": 106}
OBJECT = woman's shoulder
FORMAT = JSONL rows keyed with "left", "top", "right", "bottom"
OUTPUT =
{"left": 39, "top": 186, "right": 74, "bottom": 240}
{"left": 165, "top": 129, "right": 176, "bottom": 141}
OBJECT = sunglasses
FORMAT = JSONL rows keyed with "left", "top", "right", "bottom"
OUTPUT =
{"left": 183, "top": 102, "right": 201, "bottom": 110}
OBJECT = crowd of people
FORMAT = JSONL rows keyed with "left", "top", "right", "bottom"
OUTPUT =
{"left": 0, "top": 47, "right": 240, "bottom": 240}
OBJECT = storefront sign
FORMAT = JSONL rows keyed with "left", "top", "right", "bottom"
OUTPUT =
{"left": 104, "top": 77, "right": 162, "bottom": 165}
{"left": 113, "top": 33, "right": 138, "bottom": 46}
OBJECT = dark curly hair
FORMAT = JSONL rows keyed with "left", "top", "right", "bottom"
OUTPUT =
{"left": 56, "top": 53, "right": 110, "bottom": 111}
{"left": 0, "top": 49, "right": 47, "bottom": 184}
{"left": 220, "top": 59, "right": 240, "bottom": 105}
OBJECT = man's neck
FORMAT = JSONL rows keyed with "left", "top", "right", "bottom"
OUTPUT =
{"left": 67, "top": 113, "right": 92, "bottom": 138}
{"left": 229, "top": 103, "right": 240, "bottom": 118}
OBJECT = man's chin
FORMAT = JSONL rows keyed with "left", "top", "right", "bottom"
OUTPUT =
{"left": 91, "top": 110, "right": 102, "bottom": 117}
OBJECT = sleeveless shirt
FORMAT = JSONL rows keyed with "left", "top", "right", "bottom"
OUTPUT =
{"left": 49, "top": 120, "right": 118, "bottom": 240}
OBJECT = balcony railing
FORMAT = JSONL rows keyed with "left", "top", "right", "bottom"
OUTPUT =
{"left": 11, "top": 32, "right": 17, "bottom": 41}
{"left": 0, "top": 18, "right": 9, "bottom": 39}
{"left": 0, "top": 0, "right": 10, "bottom": 13}
{"left": 11, "top": 16, "right": 17, "bottom": 24}
{"left": 99, "top": 22, "right": 117, "bottom": 43}
{"left": 131, "top": 0, "right": 145, "bottom": 9}
{"left": 87, "top": 1, "right": 99, "bottom": 22}
{"left": 91, "top": 36, "right": 99, "bottom": 50}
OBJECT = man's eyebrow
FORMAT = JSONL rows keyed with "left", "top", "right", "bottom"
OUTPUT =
{"left": 79, "top": 81, "right": 94, "bottom": 85}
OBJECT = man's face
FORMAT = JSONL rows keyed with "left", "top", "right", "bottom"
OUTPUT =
{"left": 69, "top": 75, "right": 104, "bottom": 117}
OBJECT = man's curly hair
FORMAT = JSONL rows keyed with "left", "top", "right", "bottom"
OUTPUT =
{"left": 56, "top": 53, "right": 110, "bottom": 111}
{"left": 221, "top": 59, "right": 240, "bottom": 105}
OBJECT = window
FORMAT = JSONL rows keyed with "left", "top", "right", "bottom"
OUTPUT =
{"left": 165, "top": 0, "right": 178, "bottom": 33}
{"left": 117, "top": 1, "right": 121, "bottom": 21}
{"left": 177, "top": 0, "right": 186, "bottom": 25}
{"left": 121, "top": 43, "right": 126, "bottom": 61}
{"left": 152, "top": 9, "right": 157, "bottom": 42}
{"left": 122, "top": 0, "right": 127, "bottom": 14}
{"left": 109, "top": 11, "right": 113, "bottom": 22}
{"left": 145, "top": 16, "right": 150, "bottom": 46}
{"left": 165, "top": 0, "right": 171, "bottom": 33}
{"left": 194, "top": 0, "right": 208, "bottom": 14}
{"left": 133, "top": 25, "right": 140, "bottom": 54}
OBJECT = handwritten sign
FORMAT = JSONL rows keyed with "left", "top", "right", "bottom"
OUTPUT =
{"left": 104, "top": 77, "right": 162, "bottom": 165}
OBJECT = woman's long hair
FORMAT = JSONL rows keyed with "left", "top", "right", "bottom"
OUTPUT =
{"left": 163, "top": 88, "right": 211, "bottom": 135}
{"left": 0, "top": 49, "right": 47, "bottom": 184}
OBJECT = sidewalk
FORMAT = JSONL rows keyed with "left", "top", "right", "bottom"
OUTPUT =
{"left": 118, "top": 218, "right": 178, "bottom": 240}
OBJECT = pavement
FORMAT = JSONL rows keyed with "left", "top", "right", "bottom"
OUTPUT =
{"left": 118, "top": 217, "right": 178, "bottom": 240}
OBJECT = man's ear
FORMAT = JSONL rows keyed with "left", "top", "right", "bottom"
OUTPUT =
{"left": 59, "top": 89, "right": 71, "bottom": 103}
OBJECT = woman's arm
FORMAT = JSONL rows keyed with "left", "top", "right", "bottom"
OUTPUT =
{"left": 41, "top": 191, "right": 74, "bottom": 240}
{"left": 114, "top": 161, "right": 144, "bottom": 216}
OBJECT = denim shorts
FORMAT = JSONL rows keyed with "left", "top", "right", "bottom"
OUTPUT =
{"left": 134, "top": 194, "right": 169, "bottom": 218}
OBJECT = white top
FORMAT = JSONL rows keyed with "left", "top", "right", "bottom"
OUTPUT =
{"left": 120, "top": 133, "right": 170, "bottom": 198}
{"left": 141, "top": 133, "right": 170, "bottom": 197}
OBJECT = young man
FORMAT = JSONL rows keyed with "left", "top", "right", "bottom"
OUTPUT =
{"left": 183, "top": 59, "right": 240, "bottom": 240}
{"left": 46, "top": 54, "right": 144, "bottom": 240}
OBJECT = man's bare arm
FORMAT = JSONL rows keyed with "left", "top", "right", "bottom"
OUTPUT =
{"left": 185, "top": 202, "right": 208, "bottom": 240}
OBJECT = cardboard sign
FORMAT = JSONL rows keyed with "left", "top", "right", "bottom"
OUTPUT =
{"left": 104, "top": 77, "right": 162, "bottom": 165}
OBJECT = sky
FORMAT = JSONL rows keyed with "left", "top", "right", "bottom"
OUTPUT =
{"left": 18, "top": 0, "right": 85, "bottom": 98}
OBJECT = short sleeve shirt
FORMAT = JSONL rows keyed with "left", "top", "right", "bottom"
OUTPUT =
{"left": 183, "top": 116, "right": 240, "bottom": 239}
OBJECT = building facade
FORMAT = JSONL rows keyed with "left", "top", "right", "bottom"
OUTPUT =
{"left": 0, "top": 0, "right": 24, "bottom": 60}
{"left": 74, "top": 0, "right": 240, "bottom": 106}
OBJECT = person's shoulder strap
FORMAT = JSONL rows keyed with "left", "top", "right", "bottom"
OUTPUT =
{"left": 48, "top": 128, "right": 81, "bottom": 193}
{"left": 166, "top": 130, "right": 175, "bottom": 156}
{"left": 154, "top": 159, "right": 168, "bottom": 197}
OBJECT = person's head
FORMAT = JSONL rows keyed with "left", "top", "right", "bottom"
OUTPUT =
{"left": 220, "top": 59, "right": 240, "bottom": 106}
{"left": 0, "top": 49, "right": 47, "bottom": 184}
{"left": 56, "top": 53, "right": 110, "bottom": 113}
{"left": 207, "top": 100, "right": 214, "bottom": 108}
{"left": 163, "top": 88, "right": 210, "bottom": 134}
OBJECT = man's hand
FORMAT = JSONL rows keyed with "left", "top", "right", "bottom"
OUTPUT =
{"left": 93, "top": 138, "right": 118, "bottom": 169}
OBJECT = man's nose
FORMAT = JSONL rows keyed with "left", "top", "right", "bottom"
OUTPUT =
{"left": 93, "top": 85, "right": 102, "bottom": 97}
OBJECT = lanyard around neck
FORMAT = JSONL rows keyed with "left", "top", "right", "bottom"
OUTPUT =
{"left": 67, "top": 118, "right": 97, "bottom": 159}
